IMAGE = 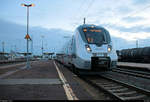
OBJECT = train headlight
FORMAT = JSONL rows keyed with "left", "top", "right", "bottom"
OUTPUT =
{"left": 108, "top": 45, "right": 112, "bottom": 52}
{"left": 85, "top": 45, "right": 92, "bottom": 52}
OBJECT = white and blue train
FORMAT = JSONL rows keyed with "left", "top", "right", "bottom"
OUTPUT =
{"left": 56, "top": 24, "right": 118, "bottom": 73}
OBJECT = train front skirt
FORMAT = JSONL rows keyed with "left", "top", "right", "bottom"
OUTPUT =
{"left": 91, "top": 57, "right": 110, "bottom": 71}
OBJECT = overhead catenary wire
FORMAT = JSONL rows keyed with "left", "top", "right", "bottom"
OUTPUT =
{"left": 125, "top": 4, "right": 150, "bottom": 18}
{"left": 112, "top": 4, "right": 150, "bottom": 48}
{"left": 82, "top": 0, "right": 95, "bottom": 18}
{"left": 69, "top": 0, "right": 87, "bottom": 29}
{"left": 71, "top": 0, "right": 95, "bottom": 28}
{"left": 87, "top": 2, "right": 150, "bottom": 28}
{"left": 70, "top": 0, "right": 86, "bottom": 20}
{"left": 112, "top": 3, "right": 150, "bottom": 26}
{"left": 78, "top": 0, "right": 95, "bottom": 23}
{"left": 71, "top": 1, "right": 150, "bottom": 30}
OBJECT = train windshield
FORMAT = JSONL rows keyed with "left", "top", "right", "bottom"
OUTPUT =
{"left": 83, "top": 27, "right": 110, "bottom": 46}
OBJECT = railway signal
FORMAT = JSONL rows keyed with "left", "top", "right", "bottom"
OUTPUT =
{"left": 25, "top": 34, "right": 31, "bottom": 40}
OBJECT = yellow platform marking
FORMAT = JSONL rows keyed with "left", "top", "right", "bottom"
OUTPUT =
{"left": 54, "top": 61, "right": 78, "bottom": 100}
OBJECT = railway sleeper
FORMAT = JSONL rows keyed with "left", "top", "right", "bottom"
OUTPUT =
{"left": 109, "top": 88, "right": 146, "bottom": 100}
{"left": 98, "top": 82, "right": 114, "bottom": 84}
{"left": 114, "top": 91, "right": 137, "bottom": 96}
{"left": 118, "top": 92, "right": 143, "bottom": 98}
{"left": 106, "top": 86, "right": 146, "bottom": 100}
{"left": 119, "top": 94, "right": 146, "bottom": 100}
{"left": 103, "top": 86, "right": 124, "bottom": 90}
{"left": 99, "top": 83, "right": 119, "bottom": 87}
{"left": 96, "top": 83, "right": 116, "bottom": 86}
{"left": 108, "top": 88, "right": 128, "bottom": 92}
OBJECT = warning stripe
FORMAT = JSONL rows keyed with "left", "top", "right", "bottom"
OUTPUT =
{"left": 54, "top": 61, "right": 78, "bottom": 100}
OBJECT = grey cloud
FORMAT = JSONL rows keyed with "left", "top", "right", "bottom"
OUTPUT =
{"left": 132, "top": 0, "right": 150, "bottom": 5}
{"left": 0, "top": 19, "right": 149, "bottom": 53}
{"left": 122, "top": 16, "right": 145, "bottom": 23}
{"left": 0, "top": 19, "right": 72, "bottom": 54}
{"left": 101, "top": 23, "right": 150, "bottom": 33}
{"left": 116, "top": 6, "right": 132, "bottom": 14}
{"left": 111, "top": 36, "right": 137, "bottom": 50}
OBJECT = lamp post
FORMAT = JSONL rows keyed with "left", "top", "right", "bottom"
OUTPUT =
{"left": 21, "top": 3, "right": 35, "bottom": 68}
{"left": 41, "top": 35, "right": 44, "bottom": 59}
{"left": 2, "top": 41, "right": 4, "bottom": 53}
{"left": 136, "top": 39, "right": 138, "bottom": 48}
{"left": 2, "top": 42, "right": 5, "bottom": 60}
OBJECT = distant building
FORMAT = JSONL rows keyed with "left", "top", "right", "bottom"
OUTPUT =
{"left": 43, "top": 52, "right": 55, "bottom": 59}
{"left": 0, "top": 52, "right": 9, "bottom": 60}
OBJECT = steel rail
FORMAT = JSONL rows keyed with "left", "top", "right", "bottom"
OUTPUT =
{"left": 112, "top": 68, "right": 150, "bottom": 79}
{"left": 81, "top": 74, "right": 150, "bottom": 101}
{"left": 114, "top": 67, "right": 150, "bottom": 75}
{"left": 99, "top": 74, "right": 150, "bottom": 100}
{"left": 80, "top": 76, "right": 123, "bottom": 101}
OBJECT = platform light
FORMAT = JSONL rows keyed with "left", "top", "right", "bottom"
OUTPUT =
{"left": 21, "top": 3, "right": 35, "bottom": 7}
{"left": 21, "top": 4, "right": 26, "bottom": 7}
{"left": 31, "top": 4, "right": 35, "bottom": 7}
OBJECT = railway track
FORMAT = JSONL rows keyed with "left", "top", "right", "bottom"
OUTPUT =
{"left": 112, "top": 68, "right": 150, "bottom": 79}
{"left": 57, "top": 61, "right": 150, "bottom": 101}
{"left": 81, "top": 74, "right": 150, "bottom": 101}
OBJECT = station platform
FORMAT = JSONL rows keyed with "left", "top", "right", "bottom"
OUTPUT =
{"left": 0, "top": 60, "right": 93, "bottom": 100}
{"left": 117, "top": 62, "right": 150, "bottom": 70}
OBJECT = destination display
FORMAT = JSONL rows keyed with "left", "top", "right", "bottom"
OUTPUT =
{"left": 83, "top": 28, "right": 101, "bottom": 32}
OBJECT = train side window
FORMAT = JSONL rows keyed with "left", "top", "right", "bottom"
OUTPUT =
{"left": 71, "top": 37, "right": 73, "bottom": 46}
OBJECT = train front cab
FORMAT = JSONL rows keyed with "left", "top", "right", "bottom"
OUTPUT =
{"left": 75, "top": 24, "right": 117, "bottom": 72}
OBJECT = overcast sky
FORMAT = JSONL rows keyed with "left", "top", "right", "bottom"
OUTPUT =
{"left": 0, "top": 0, "right": 150, "bottom": 54}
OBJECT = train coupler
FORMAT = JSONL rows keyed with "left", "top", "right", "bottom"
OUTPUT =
{"left": 91, "top": 57, "right": 110, "bottom": 71}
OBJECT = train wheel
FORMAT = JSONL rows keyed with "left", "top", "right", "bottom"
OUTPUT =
{"left": 109, "top": 67, "right": 114, "bottom": 71}
{"left": 70, "top": 64, "right": 74, "bottom": 72}
{"left": 72, "top": 65, "right": 76, "bottom": 73}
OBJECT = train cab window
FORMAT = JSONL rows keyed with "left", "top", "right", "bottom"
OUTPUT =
{"left": 87, "top": 37, "right": 94, "bottom": 43}
{"left": 82, "top": 27, "right": 110, "bottom": 46}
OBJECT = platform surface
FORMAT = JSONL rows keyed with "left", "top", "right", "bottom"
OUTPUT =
{"left": 0, "top": 60, "right": 92, "bottom": 100}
